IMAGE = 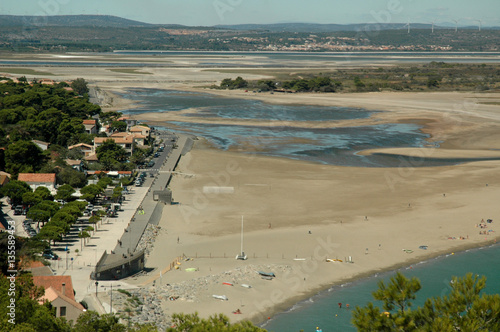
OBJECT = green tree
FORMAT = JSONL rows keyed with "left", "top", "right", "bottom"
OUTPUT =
{"left": 80, "top": 184, "right": 103, "bottom": 203}
{"left": 166, "top": 312, "right": 266, "bottom": 331}
{"left": 59, "top": 167, "right": 87, "bottom": 188}
{"left": 96, "top": 140, "right": 128, "bottom": 170}
{"left": 38, "top": 224, "right": 64, "bottom": 245}
{"left": 72, "top": 311, "right": 126, "bottom": 332}
{"left": 4, "top": 140, "right": 46, "bottom": 176}
{"left": 55, "top": 184, "right": 75, "bottom": 202}
{"left": 110, "top": 120, "right": 127, "bottom": 133}
{"left": 27, "top": 209, "right": 51, "bottom": 228}
{"left": 0, "top": 180, "right": 32, "bottom": 206}
{"left": 78, "top": 230, "right": 91, "bottom": 251}
{"left": 34, "top": 186, "right": 53, "bottom": 201}
{"left": 71, "top": 78, "right": 89, "bottom": 95}
{"left": 352, "top": 272, "right": 500, "bottom": 331}
{"left": 22, "top": 191, "right": 43, "bottom": 207}
{"left": 99, "top": 111, "right": 122, "bottom": 125}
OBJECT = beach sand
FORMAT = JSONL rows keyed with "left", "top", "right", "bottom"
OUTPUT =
{"left": 129, "top": 139, "right": 500, "bottom": 324}
{"left": 4, "top": 57, "right": 500, "bottom": 325}
{"left": 104, "top": 79, "right": 500, "bottom": 325}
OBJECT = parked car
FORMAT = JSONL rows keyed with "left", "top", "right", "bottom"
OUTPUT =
{"left": 42, "top": 252, "right": 59, "bottom": 260}
{"left": 14, "top": 205, "right": 23, "bottom": 215}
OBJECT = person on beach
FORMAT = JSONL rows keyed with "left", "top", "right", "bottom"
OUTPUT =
{"left": 177, "top": 236, "right": 179, "bottom": 244}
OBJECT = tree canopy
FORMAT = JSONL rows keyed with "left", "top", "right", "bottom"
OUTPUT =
{"left": 352, "top": 272, "right": 500, "bottom": 331}
{"left": 166, "top": 312, "right": 267, "bottom": 332}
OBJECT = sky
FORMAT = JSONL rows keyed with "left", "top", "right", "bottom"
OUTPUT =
{"left": 1, "top": 0, "right": 499, "bottom": 27}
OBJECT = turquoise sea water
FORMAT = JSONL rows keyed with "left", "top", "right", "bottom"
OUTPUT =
{"left": 261, "top": 243, "right": 500, "bottom": 332}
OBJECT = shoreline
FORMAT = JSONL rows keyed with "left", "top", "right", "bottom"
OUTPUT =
{"left": 89, "top": 79, "right": 500, "bottom": 327}
{"left": 127, "top": 137, "right": 500, "bottom": 327}
{"left": 113, "top": 84, "right": 500, "bottom": 328}
{"left": 256, "top": 238, "right": 500, "bottom": 327}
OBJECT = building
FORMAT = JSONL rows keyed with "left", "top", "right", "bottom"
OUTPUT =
{"left": 94, "top": 136, "right": 134, "bottom": 155}
{"left": 65, "top": 159, "right": 84, "bottom": 172}
{"left": 32, "top": 139, "right": 50, "bottom": 151}
{"left": 82, "top": 119, "right": 98, "bottom": 135}
{"left": 117, "top": 116, "right": 137, "bottom": 129}
{"left": 111, "top": 131, "right": 146, "bottom": 146}
{"left": 18, "top": 173, "right": 57, "bottom": 193}
{"left": 33, "top": 276, "right": 85, "bottom": 322}
{"left": 129, "top": 125, "right": 150, "bottom": 138}
{"left": 0, "top": 171, "right": 11, "bottom": 187}
{"left": 68, "top": 143, "right": 94, "bottom": 157}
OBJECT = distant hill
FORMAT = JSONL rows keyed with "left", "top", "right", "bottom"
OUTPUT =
{"left": 0, "top": 15, "right": 153, "bottom": 28}
{"left": 216, "top": 22, "right": 436, "bottom": 33}
{"left": 216, "top": 22, "right": 500, "bottom": 32}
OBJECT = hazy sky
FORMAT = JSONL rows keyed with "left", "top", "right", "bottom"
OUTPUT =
{"left": 2, "top": 0, "right": 499, "bottom": 26}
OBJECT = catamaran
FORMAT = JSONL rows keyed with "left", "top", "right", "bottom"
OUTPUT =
{"left": 236, "top": 216, "right": 247, "bottom": 260}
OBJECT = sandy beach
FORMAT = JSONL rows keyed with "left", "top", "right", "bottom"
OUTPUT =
{"left": 3, "top": 55, "right": 500, "bottom": 326}
{"left": 94, "top": 69, "right": 500, "bottom": 325}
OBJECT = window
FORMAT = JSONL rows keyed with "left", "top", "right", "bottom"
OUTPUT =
{"left": 60, "top": 306, "right": 67, "bottom": 317}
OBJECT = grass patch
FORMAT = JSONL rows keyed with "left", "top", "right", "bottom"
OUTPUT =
{"left": 117, "top": 289, "right": 132, "bottom": 297}
{"left": 108, "top": 68, "right": 152, "bottom": 75}
{"left": 0, "top": 68, "right": 55, "bottom": 76}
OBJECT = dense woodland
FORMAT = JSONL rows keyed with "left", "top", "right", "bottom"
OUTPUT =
{"left": 1, "top": 23, "right": 500, "bottom": 52}
{"left": 215, "top": 62, "right": 500, "bottom": 93}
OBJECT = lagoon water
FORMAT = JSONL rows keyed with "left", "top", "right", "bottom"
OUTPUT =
{"left": 122, "top": 89, "right": 500, "bottom": 167}
{"left": 122, "top": 89, "right": 433, "bottom": 167}
{"left": 122, "top": 88, "right": 500, "bottom": 330}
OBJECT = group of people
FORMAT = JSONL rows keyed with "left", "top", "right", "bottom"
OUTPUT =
{"left": 477, "top": 219, "right": 494, "bottom": 235}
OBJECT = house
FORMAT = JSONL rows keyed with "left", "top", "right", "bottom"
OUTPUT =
{"left": 118, "top": 116, "right": 137, "bottom": 129}
{"left": 68, "top": 143, "right": 94, "bottom": 157}
{"left": 33, "top": 276, "right": 85, "bottom": 322}
{"left": 94, "top": 136, "right": 134, "bottom": 155}
{"left": 0, "top": 171, "right": 11, "bottom": 187}
{"left": 32, "top": 139, "right": 50, "bottom": 151}
{"left": 84, "top": 153, "right": 99, "bottom": 163}
{"left": 129, "top": 125, "right": 150, "bottom": 138}
{"left": 65, "top": 159, "right": 84, "bottom": 172}
{"left": 18, "top": 173, "right": 57, "bottom": 193}
{"left": 88, "top": 170, "right": 132, "bottom": 179}
{"left": 82, "top": 119, "right": 98, "bottom": 135}
{"left": 23, "top": 260, "right": 53, "bottom": 277}
{"left": 131, "top": 133, "right": 146, "bottom": 146}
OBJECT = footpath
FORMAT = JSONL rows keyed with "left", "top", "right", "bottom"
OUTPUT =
{"left": 28, "top": 133, "right": 189, "bottom": 313}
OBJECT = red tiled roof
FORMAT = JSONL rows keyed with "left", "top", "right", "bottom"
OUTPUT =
{"left": 40, "top": 287, "right": 85, "bottom": 311}
{"left": 110, "top": 132, "right": 129, "bottom": 137}
{"left": 68, "top": 143, "right": 93, "bottom": 150}
{"left": 130, "top": 126, "right": 149, "bottom": 131}
{"left": 18, "top": 173, "right": 56, "bottom": 184}
{"left": 84, "top": 154, "right": 99, "bottom": 161}
{"left": 33, "top": 275, "right": 76, "bottom": 301}
{"left": 94, "top": 136, "right": 133, "bottom": 144}
{"left": 82, "top": 119, "right": 96, "bottom": 125}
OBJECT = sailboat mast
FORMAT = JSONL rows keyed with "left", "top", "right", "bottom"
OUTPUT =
{"left": 241, "top": 215, "right": 244, "bottom": 254}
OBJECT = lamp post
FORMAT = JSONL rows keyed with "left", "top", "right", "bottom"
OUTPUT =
{"left": 95, "top": 281, "right": 98, "bottom": 297}
{"left": 66, "top": 250, "right": 70, "bottom": 269}
{"left": 110, "top": 283, "right": 113, "bottom": 314}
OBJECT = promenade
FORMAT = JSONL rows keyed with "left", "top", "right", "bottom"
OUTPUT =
{"left": 45, "top": 133, "right": 191, "bottom": 310}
